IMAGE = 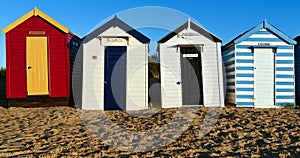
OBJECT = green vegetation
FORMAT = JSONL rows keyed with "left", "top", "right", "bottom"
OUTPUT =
{"left": 0, "top": 67, "right": 5, "bottom": 78}
{"left": 149, "top": 61, "right": 160, "bottom": 79}
{"left": 0, "top": 67, "right": 7, "bottom": 107}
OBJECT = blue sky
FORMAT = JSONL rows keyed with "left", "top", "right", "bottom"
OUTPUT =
{"left": 1, "top": 0, "right": 300, "bottom": 68}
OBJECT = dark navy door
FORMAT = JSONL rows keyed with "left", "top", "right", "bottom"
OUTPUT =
{"left": 180, "top": 47, "right": 203, "bottom": 105}
{"left": 104, "top": 46, "right": 126, "bottom": 110}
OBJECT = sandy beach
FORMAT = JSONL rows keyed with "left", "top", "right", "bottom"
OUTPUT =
{"left": 0, "top": 106, "right": 299, "bottom": 157}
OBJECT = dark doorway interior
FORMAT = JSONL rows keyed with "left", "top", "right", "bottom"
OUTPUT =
{"left": 180, "top": 46, "right": 203, "bottom": 105}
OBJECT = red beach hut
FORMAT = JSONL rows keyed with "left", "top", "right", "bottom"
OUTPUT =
{"left": 2, "top": 7, "right": 81, "bottom": 106}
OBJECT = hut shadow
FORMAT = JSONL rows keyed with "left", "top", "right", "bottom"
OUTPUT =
{"left": 0, "top": 76, "right": 7, "bottom": 108}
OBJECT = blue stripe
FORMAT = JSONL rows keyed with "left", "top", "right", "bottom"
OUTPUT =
{"left": 236, "top": 81, "right": 254, "bottom": 84}
{"left": 236, "top": 88, "right": 254, "bottom": 91}
{"left": 276, "top": 67, "right": 294, "bottom": 71}
{"left": 227, "top": 82, "right": 235, "bottom": 86}
{"left": 255, "top": 31, "right": 272, "bottom": 35}
{"left": 276, "top": 89, "right": 294, "bottom": 92}
{"left": 276, "top": 96, "right": 294, "bottom": 99}
{"left": 236, "top": 52, "right": 253, "bottom": 56}
{"left": 244, "top": 38, "right": 282, "bottom": 42}
{"left": 277, "top": 46, "right": 294, "bottom": 49}
{"left": 276, "top": 60, "right": 293, "bottom": 64}
{"left": 236, "top": 45, "right": 251, "bottom": 49}
{"left": 227, "top": 89, "right": 235, "bottom": 93}
{"left": 236, "top": 59, "right": 254, "bottom": 63}
{"left": 223, "top": 54, "right": 235, "bottom": 61}
{"left": 276, "top": 82, "right": 294, "bottom": 85}
{"left": 276, "top": 75, "right": 294, "bottom": 78}
{"left": 222, "top": 47, "right": 235, "bottom": 56}
{"left": 236, "top": 95, "right": 254, "bottom": 99}
{"left": 227, "top": 75, "right": 235, "bottom": 79}
{"left": 236, "top": 102, "right": 254, "bottom": 106}
{"left": 236, "top": 45, "right": 293, "bottom": 49}
{"left": 276, "top": 53, "right": 293, "bottom": 57}
{"left": 236, "top": 67, "right": 254, "bottom": 70}
{"left": 236, "top": 74, "right": 254, "bottom": 77}
{"left": 276, "top": 102, "right": 295, "bottom": 106}
{"left": 227, "top": 68, "right": 235, "bottom": 73}
{"left": 225, "top": 61, "right": 235, "bottom": 66}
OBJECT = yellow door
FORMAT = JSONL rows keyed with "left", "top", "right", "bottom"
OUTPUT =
{"left": 26, "top": 36, "right": 49, "bottom": 95}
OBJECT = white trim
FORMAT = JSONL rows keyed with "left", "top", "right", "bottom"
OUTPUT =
{"left": 276, "top": 85, "right": 294, "bottom": 89}
{"left": 236, "top": 77, "right": 254, "bottom": 81}
{"left": 276, "top": 71, "right": 294, "bottom": 75}
{"left": 276, "top": 99, "right": 295, "bottom": 102}
{"left": 236, "top": 99, "right": 254, "bottom": 102}
{"left": 276, "top": 57, "right": 294, "bottom": 60}
{"left": 236, "top": 91, "right": 254, "bottom": 95}
{"left": 236, "top": 63, "right": 254, "bottom": 67}
{"left": 236, "top": 56, "right": 254, "bottom": 60}
{"left": 277, "top": 49, "right": 294, "bottom": 53}
{"left": 236, "top": 70, "right": 254, "bottom": 74}
{"left": 238, "top": 41, "right": 289, "bottom": 46}
{"left": 249, "top": 34, "right": 278, "bottom": 38}
{"left": 276, "top": 92, "right": 294, "bottom": 96}
{"left": 276, "top": 78, "right": 294, "bottom": 82}
{"left": 276, "top": 64, "right": 294, "bottom": 68}
{"left": 236, "top": 84, "right": 254, "bottom": 88}
{"left": 235, "top": 48, "right": 252, "bottom": 53}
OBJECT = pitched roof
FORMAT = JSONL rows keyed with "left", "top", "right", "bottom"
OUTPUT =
{"left": 2, "top": 7, "right": 69, "bottom": 34}
{"left": 295, "top": 36, "right": 300, "bottom": 44}
{"left": 223, "top": 19, "right": 296, "bottom": 49}
{"left": 158, "top": 18, "right": 222, "bottom": 43}
{"left": 83, "top": 16, "right": 150, "bottom": 44}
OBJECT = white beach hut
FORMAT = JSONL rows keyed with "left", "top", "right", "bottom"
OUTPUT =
{"left": 76, "top": 16, "right": 150, "bottom": 110}
{"left": 158, "top": 19, "right": 225, "bottom": 108}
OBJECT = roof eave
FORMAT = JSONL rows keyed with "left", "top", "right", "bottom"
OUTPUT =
{"left": 2, "top": 7, "right": 69, "bottom": 34}
{"left": 84, "top": 16, "right": 150, "bottom": 44}
{"left": 158, "top": 20, "right": 222, "bottom": 43}
{"left": 234, "top": 21, "right": 296, "bottom": 45}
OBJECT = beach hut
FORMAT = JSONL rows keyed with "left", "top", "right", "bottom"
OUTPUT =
{"left": 158, "top": 19, "right": 225, "bottom": 108}
{"left": 2, "top": 7, "right": 81, "bottom": 106}
{"left": 294, "top": 36, "right": 300, "bottom": 105}
{"left": 78, "top": 16, "right": 150, "bottom": 110}
{"left": 222, "top": 20, "right": 296, "bottom": 108}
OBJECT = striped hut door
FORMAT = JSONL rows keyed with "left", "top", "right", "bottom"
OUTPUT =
{"left": 26, "top": 36, "right": 49, "bottom": 96}
{"left": 254, "top": 48, "right": 275, "bottom": 107}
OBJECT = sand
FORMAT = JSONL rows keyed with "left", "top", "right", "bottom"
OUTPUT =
{"left": 0, "top": 106, "right": 299, "bottom": 157}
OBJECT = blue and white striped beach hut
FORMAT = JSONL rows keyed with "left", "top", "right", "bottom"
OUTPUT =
{"left": 222, "top": 20, "right": 296, "bottom": 108}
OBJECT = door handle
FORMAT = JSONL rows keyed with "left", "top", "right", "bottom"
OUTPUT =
{"left": 176, "top": 81, "right": 181, "bottom": 85}
{"left": 28, "top": 66, "right": 32, "bottom": 69}
{"left": 104, "top": 81, "right": 107, "bottom": 84}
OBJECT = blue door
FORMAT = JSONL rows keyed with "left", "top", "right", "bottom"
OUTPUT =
{"left": 104, "top": 46, "right": 126, "bottom": 110}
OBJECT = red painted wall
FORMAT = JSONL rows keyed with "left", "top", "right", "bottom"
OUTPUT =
{"left": 6, "top": 16, "right": 71, "bottom": 98}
